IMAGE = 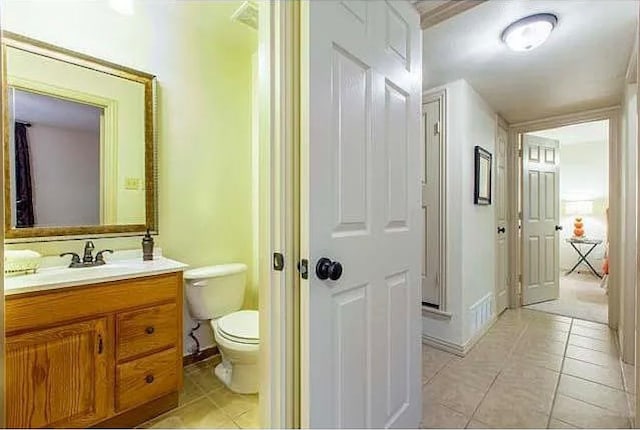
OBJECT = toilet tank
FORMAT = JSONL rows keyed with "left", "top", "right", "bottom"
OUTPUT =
{"left": 184, "top": 263, "right": 248, "bottom": 321}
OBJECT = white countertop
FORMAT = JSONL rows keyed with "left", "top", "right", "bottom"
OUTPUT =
{"left": 5, "top": 253, "right": 188, "bottom": 296}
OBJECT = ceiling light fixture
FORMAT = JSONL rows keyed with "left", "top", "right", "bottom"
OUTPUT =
{"left": 501, "top": 13, "right": 557, "bottom": 52}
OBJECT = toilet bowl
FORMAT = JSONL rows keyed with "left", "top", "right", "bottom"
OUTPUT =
{"left": 211, "top": 310, "right": 259, "bottom": 394}
{"left": 184, "top": 264, "right": 259, "bottom": 394}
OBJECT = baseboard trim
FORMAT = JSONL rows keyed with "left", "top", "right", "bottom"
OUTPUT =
{"left": 422, "top": 313, "right": 497, "bottom": 357}
{"left": 93, "top": 391, "right": 178, "bottom": 428}
{"left": 422, "top": 333, "right": 467, "bottom": 356}
{"left": 183, "top": 346, "right": 219, "bottom": 367}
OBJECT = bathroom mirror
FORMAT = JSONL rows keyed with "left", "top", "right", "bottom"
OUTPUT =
{"left": 2, "top": 32, "right": 157, "bottom": 239}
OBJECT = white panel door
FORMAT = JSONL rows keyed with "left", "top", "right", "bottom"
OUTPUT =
{"left": 495, "top": 124, "right": 508, "bottom": 313}
{"left": 422, "top": 99, "right": 441, "bottom": 307}
{"left": 522, "top": 134, "right": 560, "bottom": 305}
{"left": 301, "top": 1, "right": 422, "bottom": 428}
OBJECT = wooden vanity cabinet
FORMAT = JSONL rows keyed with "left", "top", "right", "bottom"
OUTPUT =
{"left": 5, "top": 272, "right": 184, "bottom": 429}
{"left": 7, "top": 317, "right": 110, "bottom": 428}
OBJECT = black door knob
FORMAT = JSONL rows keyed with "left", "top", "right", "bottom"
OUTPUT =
{"left": 555, "top": 225, "right": 563, "bottom": 231}
{"left": 497, "top": 226, "right": 506, "bottom": 233}
{"left": 316, "top": 258, "right": 343, "bottom": 281}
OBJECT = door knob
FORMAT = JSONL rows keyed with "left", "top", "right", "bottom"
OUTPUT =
{"left": 555, "top": 225, "right": 563, "bottom": 231}
{"left": 497, "top": 226, "right": 506, "bottom": 233}
{"left": 316, "top": 258, "right": 343, "bottom": 281}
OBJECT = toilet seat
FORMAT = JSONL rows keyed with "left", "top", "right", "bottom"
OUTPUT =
{"left": 215, "top": 310, "right": 259, "bottom": 345}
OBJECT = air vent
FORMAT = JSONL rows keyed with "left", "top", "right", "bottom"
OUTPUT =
{"left": 231, "top": 1, "right": 258, "bottom": 31}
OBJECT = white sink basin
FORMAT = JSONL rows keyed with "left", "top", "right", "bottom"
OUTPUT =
{"left": 5, "top": 257, "right": 188, "bottom": 296}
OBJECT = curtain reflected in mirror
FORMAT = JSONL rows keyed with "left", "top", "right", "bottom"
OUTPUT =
{"left": 13, "top": 121, "right": 34, "bottom": 228}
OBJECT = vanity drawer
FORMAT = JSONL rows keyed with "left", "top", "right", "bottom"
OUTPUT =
{"left": 116, "top": 347, "right": 178, "bottom": 412}
{"left": 117, "top": 303, "right": 178, "bottom": 361}
{"left": 5, "top": 272, "right": 181, "bottom": 334}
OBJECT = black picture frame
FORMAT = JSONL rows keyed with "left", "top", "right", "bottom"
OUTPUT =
{"left": 474, "top": 146, "right": 492, "bottom": 205}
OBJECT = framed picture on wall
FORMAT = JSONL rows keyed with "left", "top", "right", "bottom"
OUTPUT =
{"left": 474, "top": 146, "right": 492, "bottom": 205}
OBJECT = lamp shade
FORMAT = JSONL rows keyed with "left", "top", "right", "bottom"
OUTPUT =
{"left": 565, "top": 200, "right": 593, "bottom": 216}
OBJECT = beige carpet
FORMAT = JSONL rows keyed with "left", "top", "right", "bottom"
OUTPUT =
{"left": 524, "top": 272, "right": 608, "bottom": 324}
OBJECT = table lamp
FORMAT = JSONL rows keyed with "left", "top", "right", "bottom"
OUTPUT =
{"left": 565, "top": 200, "right": 593, "bottom": 238}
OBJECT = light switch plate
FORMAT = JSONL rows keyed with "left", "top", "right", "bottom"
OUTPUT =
{"left": 124, "top": 177, "right": 141, "bottom": 190}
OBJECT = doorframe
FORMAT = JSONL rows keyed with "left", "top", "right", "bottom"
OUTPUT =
{"left": 258, "top": 1, "right": 299, "bottom": 428}
{"left": 421, "top": 88, "right": 448, "bottom": 314}
{"left": 508, "top": 106, "right": 621, "bottom": 327}
{"left": 495, "top": 115, "right": 509, "bottom": 313}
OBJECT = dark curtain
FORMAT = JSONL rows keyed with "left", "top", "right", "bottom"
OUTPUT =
{"left": 14, "top": 122, "right": 34, "bottom": 228}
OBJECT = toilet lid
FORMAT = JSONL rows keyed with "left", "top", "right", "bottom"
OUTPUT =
{"left": 217, "top": 310, "right": 259, "bottom": 344}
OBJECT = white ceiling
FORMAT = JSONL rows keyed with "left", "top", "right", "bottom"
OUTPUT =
{"left": 12, "top": 89, "right": 102, "bottom": 132}
{"left": 422, "top": 0, "right": 637, "bottom": 123}
{"left": 530, "top": 119, "right": 608, "bottom": 145}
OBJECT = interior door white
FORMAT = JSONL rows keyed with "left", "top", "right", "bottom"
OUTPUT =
{"left": 301, "top": 1, "right": 422, "bottom": 428}
{"left": 495, "top": 123, "right": 508, "bottom": 313}
{"left": 522, "top": 134, "right": 560, "bottom": 305}
{"left": 422, "top": 99, "right": 441, "bottom": 308}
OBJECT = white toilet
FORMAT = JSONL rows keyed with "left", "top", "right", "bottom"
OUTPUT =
{"left": 184, "top": 263, "right": 259, "bottom": 394}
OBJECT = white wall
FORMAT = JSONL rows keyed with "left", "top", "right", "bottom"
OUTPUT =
{"left": 558, "top": 140, "right": 609, "bottom": 270}
{"left": 423, "top": 79, "right": 497, "bottom": 350}
{"left": 28, "top": 124, "right": 100, "bottom": 226}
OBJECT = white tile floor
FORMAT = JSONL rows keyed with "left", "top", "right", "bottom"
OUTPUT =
{"left": 139, "top": 356, "right": 259, "bottom": 429}
{"left": 422, "top": 309, "right": 634, "bottom": 429}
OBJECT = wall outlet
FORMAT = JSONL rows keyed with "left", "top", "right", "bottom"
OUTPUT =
{"left": 124, "top": 177, "right": 142, "bottom": 190}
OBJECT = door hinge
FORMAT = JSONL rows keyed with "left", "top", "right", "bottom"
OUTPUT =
{"left": 273, "top": 252, "right": 285, "bottom": 271}
{"left": 518, "top": 274, "right": 522, "bottom": 284}
{"left": 518, "top": 149, "right": 523, "bottom": 158}
{"left": 434, "top": 121, "right": 441, "bottom": 135}
{"left": 297, "top": 259, "right": 309, "bottom": 280}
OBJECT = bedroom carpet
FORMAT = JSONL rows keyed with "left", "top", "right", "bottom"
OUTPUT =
{"left": 524, "top": 272, "right": 608, "bottom": 324}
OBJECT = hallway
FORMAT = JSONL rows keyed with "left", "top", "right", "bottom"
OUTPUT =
{"left": 422, "top": 309, "right": 634, "bottom": 428}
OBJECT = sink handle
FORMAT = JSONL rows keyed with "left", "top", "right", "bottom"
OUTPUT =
{"left": 60, "top": 252, "right": 81, "bottom": 265}
{"left": 95, "top": 249, "right": 114, "bottom": 264}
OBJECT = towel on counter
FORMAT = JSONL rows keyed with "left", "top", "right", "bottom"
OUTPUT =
{"left": 5, "top": 249, "right": 42, "bottom": 261}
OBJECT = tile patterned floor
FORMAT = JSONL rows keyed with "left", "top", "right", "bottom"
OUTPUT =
{"left": 139, "top": 356, "right": 259, "bottom": 429}
{"left": 422, "top": 309, "right": 635, "bottom": 429}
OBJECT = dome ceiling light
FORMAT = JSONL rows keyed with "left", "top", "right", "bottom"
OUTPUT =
{"left": 501, "top": 13, "right": 558, "bottom": 52}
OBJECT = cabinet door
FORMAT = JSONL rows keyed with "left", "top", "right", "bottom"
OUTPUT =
{"left": 7, "top": 318, "right": 109, "bottom": 428}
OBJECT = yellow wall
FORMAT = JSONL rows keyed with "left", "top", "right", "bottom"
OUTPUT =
{"left": 3, "top": 1, "right": 258, "bottom": 350}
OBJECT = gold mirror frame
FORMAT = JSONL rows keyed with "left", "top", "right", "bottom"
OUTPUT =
{"left": 2, "top": 31, "right": 157, "bottom": 240}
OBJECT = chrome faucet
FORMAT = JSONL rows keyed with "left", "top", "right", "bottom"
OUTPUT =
{"left": 61, "top": 241, "right": 114, "bottom": 268}
{"left": 82, "top": 240, "right": 95, "bottom": 263}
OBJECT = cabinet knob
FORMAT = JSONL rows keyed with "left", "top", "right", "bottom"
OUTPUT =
{"left": 145, "top": 374, "right": 155, "bottom": 384}
{"left": 145, "top": 326, "right": 155, "bottom": 335}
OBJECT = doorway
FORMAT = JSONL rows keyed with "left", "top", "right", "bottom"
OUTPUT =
{"left": 519, "top": 119, "right": 611, "bottom": 324}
